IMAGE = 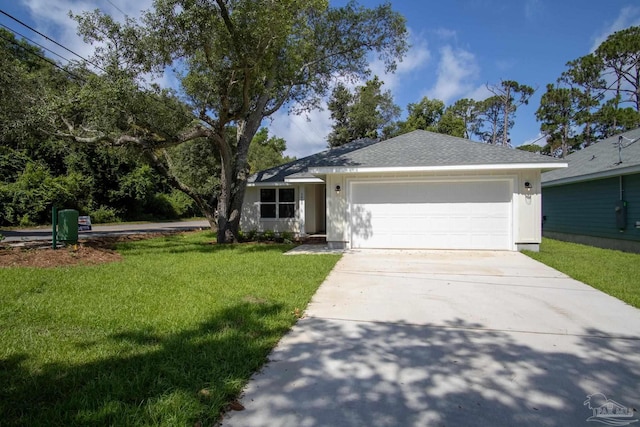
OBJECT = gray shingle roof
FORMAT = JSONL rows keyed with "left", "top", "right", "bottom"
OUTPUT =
{"left": 250, "top": 130, "right": 564, "bottom": 184}
{"left": 542, "top": 128, "right": 640, "bottom": 185}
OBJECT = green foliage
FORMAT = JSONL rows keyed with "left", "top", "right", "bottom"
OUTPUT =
{"left": 595, "top": 26, "right": 640, "bottom": 111}
{"left": 327, "top": 76, "right": 400, "bottom": 147}
{"left": 89, "top": 205, "right": 121, "bottom": 223}
{"left": 485, "top": 80, "right": 535, "bottom": 146}
{"left": 261, "top": 229, "right": 276, "bottom": 241}
{"left": 248, "top": 128, "right": 295, "bottom": 173}
{"left": 403, "top": 97, "right": 445, "bottom": 132}
{"left": 0, "top": 161, "right": 91, "bottom": 226}
{"left": 524, "top": 238, "right": 640, "bottom": 309}
{"left": 281, "top": 231, "right": 295, "bottom": 243}
{"left": 536, "top": 84, "right": 582, "bottom": 158}
{"left": 516, "top": 144, "right": 542, "bottom": 153}
{"left": 538, "top": 25, "right": 640, "bottom": 155}
{"left": 0, "top": 232, "right": 341, "bottom": 425}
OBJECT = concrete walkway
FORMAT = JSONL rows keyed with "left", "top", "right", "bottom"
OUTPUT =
{"left": 220, "top": 250, "right": 640, "bottom": 427}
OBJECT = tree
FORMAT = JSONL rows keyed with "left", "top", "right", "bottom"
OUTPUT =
{"left": 596, "top": 26, "right": 640, "bottom": 112}
{"left": 248, "top": 128, "right": 295, "bottom": 173}
{"left": 433, "top": 109, "right": 466, "bottom": 138}
{"left": 516, "top": 144, "right": 542, "bottom": 153}
{"left": 486, "top": 80, "right": 535, "bottom": 146}
{"left": 61, "top": 0, "right": 407, "bottom": 243}
{"left": 535, "top": 84, "right": 582, "bottom": 158}
{"left": 476, "top": 96, "right": 507, "bottom": 145}
{"left": 327, "top": 83, "right": 354, "bottom": 147}
{"left": 402, "top": 96, "right": 445, "bottom": 132}
{"left": 559, "top": 54, "right": 605, "bottom": 146}
{"left": 445, "top": 98, "right": 481, "bottom": 139}
{"left": 591, "top": 99, "right": 640, "bottom": 138}
{"left": 327, "top": 76, "right": 400, "bottom": 147}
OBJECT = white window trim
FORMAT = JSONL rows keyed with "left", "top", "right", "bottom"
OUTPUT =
{"left": 260, "top": 188, "right": 296, "bottom": 219}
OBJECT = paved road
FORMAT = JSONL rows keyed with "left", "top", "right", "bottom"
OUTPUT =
{"left": 222, "top": 250, "right": 640, "bottom": 427}
{"left": 1, "top": 220, "right": 211, "bottom": 243}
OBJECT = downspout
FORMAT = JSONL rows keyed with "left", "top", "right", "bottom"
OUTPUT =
{"left": 620, "top": 175, "right": 624, "bottom": 201}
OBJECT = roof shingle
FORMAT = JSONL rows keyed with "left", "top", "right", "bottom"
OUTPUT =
{"left": 542, "top": 128, "right": 640, "bottom": 185}
{"left": 250, "top": 130, "right": 564, "bottom": 184}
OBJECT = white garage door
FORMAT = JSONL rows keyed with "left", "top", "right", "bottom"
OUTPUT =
{"left": 349, "top": 180, "right": 512, "bottom": 250}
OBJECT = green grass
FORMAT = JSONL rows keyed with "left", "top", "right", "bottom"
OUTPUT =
{"left": 0, "top": 232, "right": 340, "bottom": 426}
{"left": 524, "top": 238, "right": 640, "bottom": 308}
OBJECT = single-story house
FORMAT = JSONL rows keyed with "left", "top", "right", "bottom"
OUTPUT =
{"left": 542, "top": 128, "right": 640, "bottom": 253}
{"left": 242, "top": 130, "right": 566, "bottom": 251}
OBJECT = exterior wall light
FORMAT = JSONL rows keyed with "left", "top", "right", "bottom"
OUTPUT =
{"left": 524, "top": 181, "right": 532, "bottom": 192}
{"left": 335, "top": 185, "right": 341, "bottom": 194}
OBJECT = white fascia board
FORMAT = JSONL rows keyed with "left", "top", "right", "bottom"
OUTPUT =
{"left": 542, "top": 164, "right": 640, "bottom": 187}
{"left": 284, "top": 176, "right": 325, "bottom": 183}
{"left": 308, "top": 163, "right": 567, "bottom": 175}
{"left": 246, "top": 182, "right": 295, "bottom": 187}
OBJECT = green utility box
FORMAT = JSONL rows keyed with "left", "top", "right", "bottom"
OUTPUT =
{"left": 57, "top": 209, "right": 79, "bottom": 243}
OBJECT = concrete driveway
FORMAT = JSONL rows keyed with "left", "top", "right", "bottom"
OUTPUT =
{"left": 221, "top": 250, "right": 640, "bottom": 427}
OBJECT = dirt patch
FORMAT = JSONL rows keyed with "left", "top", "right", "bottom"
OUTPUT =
{"left": 0, "top": 232, "right": 180, "bottom": 268}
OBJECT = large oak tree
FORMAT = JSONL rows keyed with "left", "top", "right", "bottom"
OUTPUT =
{"left": 59, "top": 0, "right": 407, "bottom": 243}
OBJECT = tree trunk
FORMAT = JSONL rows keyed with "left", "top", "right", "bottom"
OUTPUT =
{"left": 214, "top": 133, "right": 235, "bottom": 244}
{"left": 502, "top": 86, "right": 511, "bottom": 146}
{"left": 215, "top": 116, "right": 262, "bottom": 243}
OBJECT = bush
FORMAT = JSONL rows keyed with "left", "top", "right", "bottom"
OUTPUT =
{"left": 90, "top": 206, "right": 120, "bottom": 224}
{"left": 0, "top": 162, "right": 92, "bottom": 226}
{"left": 281, "top": 231, "right": 295, "bottom": 243}
{"left": 262, "top": 230, "right": 275, "bottom": 241}
{"left": 164, "top": 190, "right": 199, "bottom": 217}
{"left": 246, "top": 229, "right": 258, "bottom": 242}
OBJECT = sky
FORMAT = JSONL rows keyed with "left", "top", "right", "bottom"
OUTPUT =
{"left": 2, "top": 0, "right": 640, "bottom": 158}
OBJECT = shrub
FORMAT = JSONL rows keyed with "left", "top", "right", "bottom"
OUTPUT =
{"left": 262, "top": 230, "right": 275, "bottom": 241}
{"left": 281, "top": 231, "right": 294, "bottom": 243}
{"left": 245, "top": 229, "right": 258, "bottom": 242}
{"left": 90, "top": 206, "right": 120, "bottom": 224}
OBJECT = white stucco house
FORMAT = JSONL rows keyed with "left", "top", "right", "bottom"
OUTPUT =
{"left": 241, "top": 130, "right": 567, "bottom": 251}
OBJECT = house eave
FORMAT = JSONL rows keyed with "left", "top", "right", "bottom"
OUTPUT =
{"left": 283, "top": 176, "right": 325, "bottom": 183}
{"left": 542, "top": 163, "right": 640, "bottom": 187}
{"left": 308, "top": 163, "right": 567, "bottom": 175}
{"left": 247, "top": 181, "right": 295, "bottom": 187}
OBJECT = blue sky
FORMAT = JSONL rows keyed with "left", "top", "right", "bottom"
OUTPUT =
{"left": 3, "top": 0, "right": 640, "bottom": 158}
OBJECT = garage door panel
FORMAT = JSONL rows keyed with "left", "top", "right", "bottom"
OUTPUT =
{"left": 350, "top": 180, "right": 512, "bottom": 250}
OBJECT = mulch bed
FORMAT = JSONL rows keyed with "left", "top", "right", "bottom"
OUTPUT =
{"left": 0, "top": 232, "right": 177, "bottom": 268}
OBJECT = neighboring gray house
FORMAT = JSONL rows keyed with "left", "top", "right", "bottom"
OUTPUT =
{"left": 542, "top": 128, "right": 640, "bottom": 253}
{"left": 242, "top": 130, "right": 566, "bottom": 251}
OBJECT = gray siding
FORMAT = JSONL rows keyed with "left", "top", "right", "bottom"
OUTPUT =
{"left": 542, "top": 174, "right": 640, "bottom": 242}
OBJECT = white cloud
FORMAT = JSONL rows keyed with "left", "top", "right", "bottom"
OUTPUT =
{"left": 21, "top": 0, "right": 151, "bottom": 63}
{"left": 368, "top": 33, "right": 430, "bottom": 92}
{"left": 426, "top": 45, "right": 479, "bottom": 103}
{"left": 432, "top": 28, "right": 456, "bottom": 41}
{"left": 464, "top": 84, "right": 491, "bottom": 102}
{"left": 268, "top": 107, "right": 333, "bottom": 159}
{"left": 590, "top": 6, "right": 640, "bottom": 52}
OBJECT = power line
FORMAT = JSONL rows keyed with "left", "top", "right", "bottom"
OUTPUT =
{"left": 0, "top": 8, "right": 106, "bottom": 73}
{"left": 0, "top": 22, "right": 72, "bottom": 64}
{"left": 105, "top": 0, "right": 126, "bottom": 17}
{"left": 0, "top": 31, "right": 85, "bottom": 81}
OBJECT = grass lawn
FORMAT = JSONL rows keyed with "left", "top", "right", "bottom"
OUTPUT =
{"left": 0, "top": 232, "right": 340, "bottom": 426}
{"left": 524, "top": 238, "right": 640, "bottom": 309}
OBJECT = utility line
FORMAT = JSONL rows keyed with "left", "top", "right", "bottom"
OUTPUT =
{"left": 0, "top": 22, "right": 72, "bottom": 64}
{"left": 0, "top": 32, "right": 85, "bottom": 81}
{"left": 0, "top": 8, "right": 106, "bottom": 73}
{"left": 105, "top": 0, "right": 126, "bottom": 17}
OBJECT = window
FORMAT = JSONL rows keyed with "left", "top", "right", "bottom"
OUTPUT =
{"left": 260, "top": 188, "right": 295, "bottom": 219}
